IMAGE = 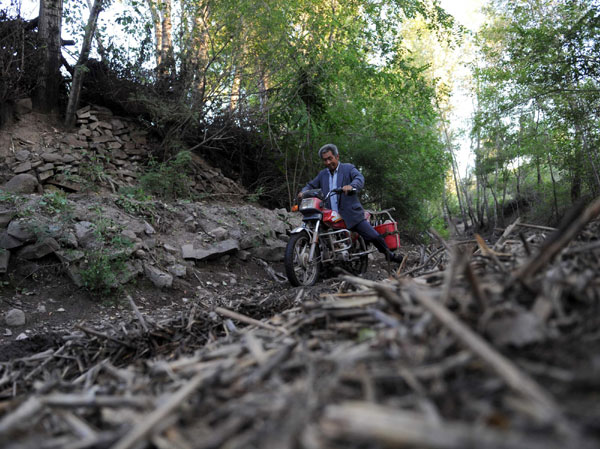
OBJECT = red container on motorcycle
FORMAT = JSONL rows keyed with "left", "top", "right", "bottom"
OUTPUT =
{"left": 375, "top": 221, "right": 401, "bottom": 249}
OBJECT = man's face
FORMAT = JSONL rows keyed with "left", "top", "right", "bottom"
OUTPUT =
{"left": 321, "top": 150, "right": 340, "bottom": 172}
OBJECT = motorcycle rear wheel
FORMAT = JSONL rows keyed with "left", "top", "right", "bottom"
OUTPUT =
{"left": 285, "top": 232, "right": 320, "bottom": 286}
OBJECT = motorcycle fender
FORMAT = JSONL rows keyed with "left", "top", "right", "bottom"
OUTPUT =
{"left": 290, "top": 226, "right": 309, "bottom": 235}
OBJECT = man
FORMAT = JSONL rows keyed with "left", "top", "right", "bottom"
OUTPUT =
{"left": 299, "top": 143, "right": 402, "bottom": 263}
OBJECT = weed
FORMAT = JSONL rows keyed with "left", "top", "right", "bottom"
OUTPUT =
{"left": 140, "top": 150, "right": 193, "bottom": 199}
{"left": 40, "top": 190, "right": 73, "bottom": 216}
{"left": 247, "top": 186, "right": 265, "bottom": 203}
{"left": 80, "top": 249, "right": 128, "bottom": 295}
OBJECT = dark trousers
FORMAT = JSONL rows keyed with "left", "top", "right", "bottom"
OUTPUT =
{"left": 351, "top": 219, "right": 393, "bottom": 257}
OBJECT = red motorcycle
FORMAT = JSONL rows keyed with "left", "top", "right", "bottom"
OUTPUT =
{"left": 285, "top": 188, "right": 372, "bottom": 286}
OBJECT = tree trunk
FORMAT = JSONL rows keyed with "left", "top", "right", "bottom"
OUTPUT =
{"left": 65, "top": 0, "right": 104, "bottom": 128}
{"left": 33, "top": 0, "right": 64, "bottom": 114}
{"left": 159, "top": 0, "right": 174, "bottom": 79}
{"left": 146, "top": 0, "right": 163, "bottom": 68}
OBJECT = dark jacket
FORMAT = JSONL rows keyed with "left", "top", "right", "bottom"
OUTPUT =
{"left": 302, "top": 162, "right": 366, "bottom": 229}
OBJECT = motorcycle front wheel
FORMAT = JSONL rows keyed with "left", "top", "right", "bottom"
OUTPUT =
{"left": 284, "top": 232, "right": 320, "bottom": 286}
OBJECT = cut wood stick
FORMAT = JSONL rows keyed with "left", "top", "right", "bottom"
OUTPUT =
{"left": 493, "top": 217, "right": 521, "bottom": 251}
{"left": 321, "top": 401, "right": 578, "bottom": 449}
{"left": 127, "top": 295, "right": 148, "bottom": 333}
{"left": 112, "top": 368, "right": 222, "bottom": 449}
{"left": 76, "top": 325, "right": 136, "bottom": 349}
{"left": 403, "top": 283, "right": 570, "bottom": 430}
{"left": 214, "top": 306, "right": 288, "bottom": 335}
{"left": 515, "top": 197, "right": 600, "bottom": 280}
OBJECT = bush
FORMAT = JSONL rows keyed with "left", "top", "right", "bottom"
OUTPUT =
{"left": 140, "top": 151, "right": 193, "bottom": 199}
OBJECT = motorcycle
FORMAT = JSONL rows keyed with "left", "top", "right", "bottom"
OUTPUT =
{"left": 284, "top": 188, "right": 373, "bottom": 286}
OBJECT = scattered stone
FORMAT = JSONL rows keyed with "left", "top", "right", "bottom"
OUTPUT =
{"left": 5, "top": 309, "right": 26, "bottom": 327}
{"left": 0, "top": 249, "right": 9, "bottom": 273}
{"left": 15, "top": 150, "right": 31, "bottom": 161}
{"left": 0, "top": 210, "right": 16, "bottom": 228}
{"left": 74, "top": 221, "right": 98, "bottom": 248}
{"left": 3, "top": 173, "right": 39, "bottom": 193}
{"left": 3, "top": 329, "right": 12, "bottom": 336}
{"left": 37, "top": 304, "right": 47, "bottom": 313}
{"left": 15, "top": 98, "right": 32, "bottom": 115}
{"left": 56, "top": 308, "right": 65, "bottom": 312}
{"left": 0, "top": 232, "right": 23, "bottom": 249}
{"left": 181, "top": 239, "right": 240, "bottom": 261}
{"left": 16, "top": 333, "right": 28, "bottom": 340}
{"left": 144, "top": 221, "right": 156, "bottom": 235}
{"left": 163, "top": 243, "right": 178, "bottom": 253}
{"left": 168, "top": 264, "right": 187, "bottom": 277}
{"left": 249, "top": 238, "right": 287, "bottom": 262}
{"left": 209, "top": 226, "right": 229, "bottom": 240}
{"left": 13, "top": 161, "right": 31, "bottom": 175}
{"left": 7, "top": 219, "right": 36, "bottom": 243}
{"left": 18, "top": 238, "right": 60, "bottom": 260}
{"left": 41, "top": 153, "right": 63, "bottom": 163}
{"left": 143, "top": 264, "right": 173, "bottom": 288}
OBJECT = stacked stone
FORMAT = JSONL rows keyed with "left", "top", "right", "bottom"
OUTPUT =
{"left": 3, "top": 105, "right": 149, "bottom": 192}
{"left": 3, "top": 103, "right": 247, "bottom": 196}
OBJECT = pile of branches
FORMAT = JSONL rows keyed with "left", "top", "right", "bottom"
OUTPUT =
{"left": 1, "top": 200, "right": 600, "bottom": 449}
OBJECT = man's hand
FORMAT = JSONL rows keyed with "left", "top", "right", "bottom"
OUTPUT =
{"left": 297, "top": 191, "right": 304, "bottom": 199}
{"left": 342, "top": 185, "right": 354, "bottom": 194}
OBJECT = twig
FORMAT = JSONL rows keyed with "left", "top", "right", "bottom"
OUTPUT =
{"left": 127, "top": 295, "right": 148, "bottom": 333}
{"left": 515, "top": 197, "right": 600, "bottom": 281}
{"left": 214, "top": 307, "right": 288, "bottom": 335}
{"left": 112, "top": 368, "right": 222, "bottom": 449}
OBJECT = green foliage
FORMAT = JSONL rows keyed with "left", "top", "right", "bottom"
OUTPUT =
{"left": 140, "top": 151, "right": 193, "bottom": 199}
{"left": 79, "top": 208, "right": 133, "bottom": 295}
{"left": 40, "top": 191, "right": 73, "bottom": 216}
{"left": 115, "top": 187, "right": 156, "bottom": 217}
{"left": 470, "top": 0, "right": 600, "bottom": 226}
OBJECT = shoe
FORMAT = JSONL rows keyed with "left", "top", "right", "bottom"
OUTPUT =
{"left": 387, "top": 252, "right": 403, "bottom": 263}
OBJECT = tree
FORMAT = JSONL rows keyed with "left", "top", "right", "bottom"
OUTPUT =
{"left": 33, "top": 0, "right": 64, "bottom": 114}
{"left": 65, "top": 0, "right": 105, "bottom": 127}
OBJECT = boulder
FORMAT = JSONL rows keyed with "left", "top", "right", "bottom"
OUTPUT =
{"left": 7, "top": 219, "right": 36, "bottom": 242}
{"left": 143, "top": 264, "right": 173, "bottom": 288}
{"left": 5, "top": 309, "right": 25, "bottom": 327}
{"left": 249, "top": 238, "right": 287, "bottom": 262}
{"left": 0, "top": 232, "right": 23, "bottom": 249}
{"left": 209, "top": 226, "right": 229, "bottom": 240}
{"left": 181, "top": 239, "right": 239, "bottom": 261}
{"left": 168, "top": 264, "right": 187, "bottom": 277}
{"left": 74, "top": 221, "right": 98, "bottom": 248}
{"left": 0, "top": 249, "right": 9, "bottom": 273}
{"left": 0, "top": 210, "right": 16, "bottom": 228}
{"left": 18, "top": 238, "right": 60, "bottom": 260}
{"left": 3, "top": 174, "right": 38, "bottom": 193}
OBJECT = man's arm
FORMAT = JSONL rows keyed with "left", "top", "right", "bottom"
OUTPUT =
{"left": 347, "top": 164, "right": 365, "bottom": 192}
{"left": 298, "top": 171, "right": 323, "bottom": 198}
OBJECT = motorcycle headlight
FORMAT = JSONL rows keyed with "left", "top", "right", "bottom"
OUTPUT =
{"left": 300, "top": 198, "right": 321, "bottom": 211}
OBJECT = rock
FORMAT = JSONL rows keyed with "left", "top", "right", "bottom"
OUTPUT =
{"left": 39, "top": 170, "right": 54, "bottom": 181}
{"left": 5, "top": 309, "right": 25, "bottom": 327}
{"left": 0, "top": 249, "right": 9, "bottom": 273}
{"left": 143, "top": 264, "right": 173, "bottom": 288}
{"left": 236, "top": 249, "right": 251, "bottom": 261}
{"left": 209, "top": 226, "right": 229, "bottom": 240}
{"left": 120, "top": 229, "right": 138, "bottom": 242}
{"left": 181, "top": 239, "right": 240, "bottom": 261}
{"left": 3, "top": 174, "right": 38, "bottom": 193}
{"left": 37, "top": 304, "right": 47, "bottom": 313}
{"left": 4, "top": 329, "right": 12, "bottom": 336}
{"left": 15, "top": 98, "right": 32, "bottom": 115}
{"left": 18, "top": 238, "right": 60, "bottom": 260}
{"left": 65, "top": 265, "right": 84, "bottom": 287}
{"left": 16, "top": 333, "right": 28, "bottom": 340}
{"left": 0, "top": 232, "right": 23, "bottom": 249}
{"left": 0, "top": 209, "right": 16, "bottom": 228}
{"left": 74, "top": 221, "right": 98, "bottom": 248}
{"left": 249, "top": 238, "right": 287, "bottom": 262}
{"left": 168, "top": 264, "right": 187, "bottom": 277}
{"left": 36, "top": 163, "right": 55, "bottom": 172}
{"left": 144, "top": 221, "right": 155, "bottom": 235}
{"left": 41, "top": 153, "right": 63, "bottom": 163}
{"left": 15, "top": 150, "right": 31, "bottom": 162}
{"left": 163, "top": 243, "right": 178, "bottom": 253}
{"left": 7, "top": 219, "right": 36, "bottom": 242}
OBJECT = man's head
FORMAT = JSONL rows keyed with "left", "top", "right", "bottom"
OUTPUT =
{"left": 319, "top": 143, "right": 340, "bottom": 173}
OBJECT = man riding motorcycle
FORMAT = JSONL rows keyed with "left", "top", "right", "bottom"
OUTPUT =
{"left": 298, "top": 143, "right": 403, "bottom": 264}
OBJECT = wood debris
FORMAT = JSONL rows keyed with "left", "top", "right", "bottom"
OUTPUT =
{"left": 1, "top": 206, "right": 600, "bottom": 448}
